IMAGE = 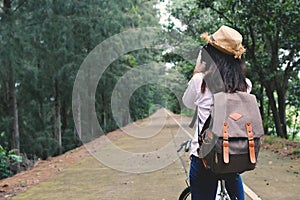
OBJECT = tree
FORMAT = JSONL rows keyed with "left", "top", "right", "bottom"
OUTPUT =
{"left": 0, "top": 0, "right": 23, "bottom": 158}
{"left": 169, "top": 0, "right": 300, "bottom": 138}
{"left": 0, "top": 0, "right": 162, "bottom": 164}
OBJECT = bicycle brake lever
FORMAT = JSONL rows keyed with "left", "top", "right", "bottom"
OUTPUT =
{"left": 185, "top": 139, "right": 192, "bottom": 152}
{"left": 177, "top": 140, "right": 188, "bottom": 152}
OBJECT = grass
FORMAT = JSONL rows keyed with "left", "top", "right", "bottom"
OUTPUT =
{"left": 262, "top": 135, "right": 300, "bottom": 161}
{"left": 292, "top": 149, "right": 300, "bottom": 156}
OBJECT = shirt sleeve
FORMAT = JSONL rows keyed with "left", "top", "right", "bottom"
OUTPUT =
{"left": 182, "top": 73, "right": 204, "bottom": 110}
{"left": 246, "top": 78, "right": 252, "bottom": 93}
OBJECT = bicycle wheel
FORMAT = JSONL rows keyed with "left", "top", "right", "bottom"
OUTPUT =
{"left": 179, "top": 186, "right": 191, "bottom": 200}
{"left": 217, "top": 180, "right": 231, "bottom": 200}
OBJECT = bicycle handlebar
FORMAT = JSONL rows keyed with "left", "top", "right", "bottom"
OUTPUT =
{"left": 177, "top": 139, "right": 192, "bottom": 153}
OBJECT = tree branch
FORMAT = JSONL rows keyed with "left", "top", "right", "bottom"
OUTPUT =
{"left": 13, "top": 0, "right": 28, "bottom": 13}
{"left": 209, "top": 6, "right": 234, "bottom": 25}
{"left": 283, "top": 49, "right": 297, "bottom": 87}
{"left": 248, "top": 25, "right": 256, "bottom": 59}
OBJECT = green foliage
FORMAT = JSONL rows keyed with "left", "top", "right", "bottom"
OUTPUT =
{"left": 180, "top": 108, "right": 195, "bottom": 117}
{"left": 0, "top": 0, "right": 161, "bottom": 162}
{"left": 292, "top": 149, "right": 300, "bottom": 156}
{"left": 0, "top": 145, "right": 22, "bottom": 179}
{"left": 167, "top": 0, "right": 300, "bottom": 138}
{"left": 264, "top": 135, "right": 276, "bottom": 145}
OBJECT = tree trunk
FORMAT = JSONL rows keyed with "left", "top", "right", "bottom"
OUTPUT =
{"left": 3, "top": 0, "right": 20, "bottom": 163}
{"left": 275, "top": 53, "right": 293, "bottom": 139}
{"left": 3, "top": 0, "right": 11, "bottom": 13}
{"left": 259, "top": 85, "right": 269, "bottom": 134}
{"left": 277, "top": 90, "right": 288, "bottom": 138}
{"left": 54, "top": 79, "right": 62, "bottom": 153}
{"left": 61, "top": 100, "right": 67, "bottom": 132}
{"left": 11, "top": 82, "right": 20, "bottom": 154}
{"left": 265, "top": 86, "right": 286, "bottom": 138}
{"left": 7, "top": 71, "right": 21, "bottom": 172}
{"left": 87, "top": 68, "right": 94, "bottom": 138}
{"left": 7, "top": 54, "right": 20, "bottom": 172}
{"left": 75, "top": 93, "right": 82, "bottom": 139}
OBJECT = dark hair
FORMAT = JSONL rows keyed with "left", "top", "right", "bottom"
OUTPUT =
{"left": 200, "top": 44, "right": 247, "bottom": 93}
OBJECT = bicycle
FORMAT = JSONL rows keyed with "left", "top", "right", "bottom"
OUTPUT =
{"left": 177, "top": 140, "right": 230, "bottom": 200}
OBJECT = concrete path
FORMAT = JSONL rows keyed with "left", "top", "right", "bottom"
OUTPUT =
{"left": 11, "top": 109, "right": 300, "bottom": 200}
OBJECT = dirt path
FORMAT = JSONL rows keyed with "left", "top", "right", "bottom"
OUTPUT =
{"left": 1, "top": 109, "right": 299, "bottom": 200}
{"left": 242, "top": 150, "right": 300, "bottom": 199}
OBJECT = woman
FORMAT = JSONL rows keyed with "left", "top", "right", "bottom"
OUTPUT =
{"left": 182, "top": 25, "right": 251, "bottom": 200}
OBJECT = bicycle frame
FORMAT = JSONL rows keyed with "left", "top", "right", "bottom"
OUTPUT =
{"left": 177, "top": 139, "right": 191, "bottom": 187}
{"left": 177, "top": 140, "right": 230, "bottom": 200}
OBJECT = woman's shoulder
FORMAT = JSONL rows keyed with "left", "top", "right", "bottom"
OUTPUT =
{"left": 192, "top": 72, "right": 205, "bottom": 81}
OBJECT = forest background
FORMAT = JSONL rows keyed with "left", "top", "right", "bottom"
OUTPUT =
{"left": 0, "top": 0, "right": 299, "bottom": 179}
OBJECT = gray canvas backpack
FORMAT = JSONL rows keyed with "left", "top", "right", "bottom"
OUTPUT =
{"left": 198, "top": 91, "right": 264, "bottom": 174}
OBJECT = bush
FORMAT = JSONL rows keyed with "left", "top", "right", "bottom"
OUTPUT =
{"left": 0, "top": 145, "right": 22, "bottom": 180}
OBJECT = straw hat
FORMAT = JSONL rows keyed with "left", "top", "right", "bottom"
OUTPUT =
{"left": 200, "top": 25, "right": 246, "bottom": 59}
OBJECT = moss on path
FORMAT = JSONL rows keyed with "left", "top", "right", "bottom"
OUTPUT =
{"left": 8, "top": 109, "right": 300, "bottom": 200}
{"left": 11, "top": 109, "right": 191, "bottom": 200}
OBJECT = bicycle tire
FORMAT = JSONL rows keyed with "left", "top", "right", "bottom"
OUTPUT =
{"left": 179, "top": 186, "right": 191, "bottom": 200}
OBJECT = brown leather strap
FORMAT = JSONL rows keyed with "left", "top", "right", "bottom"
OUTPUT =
{"left": 202, "top": 158, "right": 208, "bottom": 169}
{"left": 222, "top": 122, "right": 229, "bottom": 164}
{"left": 246, "top": 122, "right": 256, "bottom": 164}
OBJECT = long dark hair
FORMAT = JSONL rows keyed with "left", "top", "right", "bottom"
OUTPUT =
{"left": 200, "top": 44, "right": 247, "bottom": 93}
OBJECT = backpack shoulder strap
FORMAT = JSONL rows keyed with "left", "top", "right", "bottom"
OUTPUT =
{"left": 189, "top": 107, "right": 198, "bottom": 128}
{"left": 198, "top": 114, "right": 211, "bottom": 146}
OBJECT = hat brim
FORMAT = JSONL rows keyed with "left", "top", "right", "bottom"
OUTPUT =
{"left": 200, "top": 32, "right": 246, "bottom": 59}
